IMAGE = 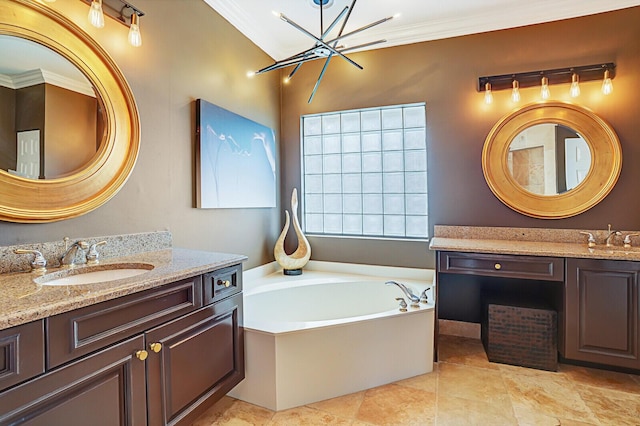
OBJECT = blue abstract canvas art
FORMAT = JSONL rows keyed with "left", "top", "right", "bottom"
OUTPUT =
{"left": 196, "top": 99, "right": 276, "bottom": 208}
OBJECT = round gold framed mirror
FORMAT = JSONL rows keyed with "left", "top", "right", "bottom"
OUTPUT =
{"left": 0, "top": 0, "right": 139, "bottom": 222}
{"left": 482, "top": 101, "right": 621, "bottom": 219}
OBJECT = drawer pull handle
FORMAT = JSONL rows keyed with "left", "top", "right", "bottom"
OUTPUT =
{"left": 494, "top": 263, "right": 502, "bottom": 270}
{"left": 217, "top": 279, "right": 231, "bottom": 288}
{"left": 135, "top": 350, "right": 148, "bottom": 361}
{"left": 149, "top": 342, "right": 162, "bottom": 353}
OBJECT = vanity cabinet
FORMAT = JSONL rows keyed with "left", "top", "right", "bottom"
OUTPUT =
{"left": 0, "top": 264, "right": 244, "bottom": 426}
{"left": 564, "top": 258, "right": 640, "bottom": 370}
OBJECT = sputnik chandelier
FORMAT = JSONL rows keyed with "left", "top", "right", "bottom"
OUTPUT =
{"left": 254, "top": 0, "right": 393, "bottom": 103}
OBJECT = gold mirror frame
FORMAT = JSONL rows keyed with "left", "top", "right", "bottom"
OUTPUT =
{"left": 0, "top": 0, "right": 140, "bottom": 223}
{"left": 482, "top": 101, "right": 621, "bottom": 219}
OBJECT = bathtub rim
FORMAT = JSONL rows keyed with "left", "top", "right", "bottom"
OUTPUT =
{"left": 242, "top": 260, "right": 435, "bottom": 335}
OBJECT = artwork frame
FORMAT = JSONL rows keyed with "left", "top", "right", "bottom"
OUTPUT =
{"left": 195, "top": 99, "right": 276, "bottom": 209}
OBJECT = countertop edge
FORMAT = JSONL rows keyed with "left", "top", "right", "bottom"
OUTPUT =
{"left": 429, "top": 237, "right": 640, "bottom": 262}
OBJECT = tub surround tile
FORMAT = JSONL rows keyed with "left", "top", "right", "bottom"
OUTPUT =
{"left": 430, "top": 225, "right": 640, "bottom": 261}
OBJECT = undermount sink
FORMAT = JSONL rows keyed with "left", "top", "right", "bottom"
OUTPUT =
{"left": 36, "top": 263, "right": 154, "bottom": 286}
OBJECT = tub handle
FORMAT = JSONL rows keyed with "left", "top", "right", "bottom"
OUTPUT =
{"left": 395, "top": 297, "right": 408, "bottom": 312}
{"left": 420, "top": 289, "right": 430, "bottom": 304}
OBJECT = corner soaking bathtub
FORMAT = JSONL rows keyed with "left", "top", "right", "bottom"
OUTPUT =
{"left": 229, "top": 261, "right": 435, "bottom": 411}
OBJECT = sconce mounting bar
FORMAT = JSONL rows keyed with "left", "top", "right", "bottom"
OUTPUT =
{"left": 478, "top": 62, "right": 615, "bottom": 92}
{"left": 80, "top": 0, "right": 145, "bottom": 27}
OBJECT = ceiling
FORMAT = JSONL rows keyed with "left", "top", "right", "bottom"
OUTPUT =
{"left": 204, "top": 0, "right": 640, "bottom": 62}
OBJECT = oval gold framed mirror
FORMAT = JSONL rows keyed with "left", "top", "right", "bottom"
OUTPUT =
{"left": 482, "top": 101, "right": 621, "bottom": 219}
{"left": 0, "top": 0, "right": 139, "bottom": 222}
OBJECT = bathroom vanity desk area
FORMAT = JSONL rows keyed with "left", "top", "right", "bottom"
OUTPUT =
{"left": 429, "top": 226, "right": 640, "bottom": 372}
{"left": 0, "top": 247, "right": 247, "bottom": 426}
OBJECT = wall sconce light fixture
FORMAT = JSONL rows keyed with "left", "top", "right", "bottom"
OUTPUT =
{"left": 478, "top": 63, "right": 615, "bottom": 100}
{"left": 80, "top": 0, "right": 145, "bottom": 47}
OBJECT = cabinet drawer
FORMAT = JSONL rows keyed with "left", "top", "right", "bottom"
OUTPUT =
{"left": 0, "top": 320, "right": 45, "bottom": 392}
{"left": 439, "top": 251, "right": 564, "bottom": 281}
{"left": 203, "top": 264, "right": 242, "bottom": 304}
{"left": 47, "top": 276, "right": 203, "bottom": 368}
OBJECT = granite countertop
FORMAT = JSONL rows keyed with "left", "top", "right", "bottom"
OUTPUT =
{"left": 429, "top": 225, "right": 640, "bottom": 262}
{"left": 0, "top": 248, "right": 247, "bottom": 330}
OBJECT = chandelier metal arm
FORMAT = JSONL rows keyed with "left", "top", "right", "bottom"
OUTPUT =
{"left": 280, "top": 14, "right": 363, "bottom": 70}
{"left": 325, "top": 16, "right": 393, "bottom": 46}
{"left": 339, "top": 39, "right": 387, "bottom": 53}
{"left": 321, "top": 6, "right": 349, "bottom": 39}
{"left": 309, "top": 55, "right": 333, "bottom": 103}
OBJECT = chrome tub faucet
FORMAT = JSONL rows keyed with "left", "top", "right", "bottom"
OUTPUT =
{"left": 386, "top": 280, "right": 420, "bottom": 307}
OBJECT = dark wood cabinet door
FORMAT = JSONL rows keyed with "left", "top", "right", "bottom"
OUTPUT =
{"left": 565, "top": 258, "right": 640, "bottom": 369}
{"left": 0, "top": 335, "right": 147, "bottom": 425}
{"left": 146, "top": 292, "right": 244, "bottom": 426}
{"left": 0, "top": 320, "right": 44, "bottom": 393}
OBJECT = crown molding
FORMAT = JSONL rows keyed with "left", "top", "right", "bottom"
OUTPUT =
{"left": 0, "top": 69, "right": 95, "bottom": 97}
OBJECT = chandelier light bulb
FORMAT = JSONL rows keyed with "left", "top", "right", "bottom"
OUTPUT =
{"left": 484, "top": 82, "right": 493, "bottom": 104}
{"left": 570, "top": 73, "right": 580, "bottom": 97}
{"left": 602, "top": 69, "right": 613, "bottom": 95}
{"left": 511, "top": 80, "right": 521, "bottom": 102}
{"left": 540, "top": 76, "right": 551, "bottom": 100}
{"left": 128, "top": 13, "right": 142, "bottom": 47}
{"left": 88, "top": 0, "right": 105, "bottom": 28}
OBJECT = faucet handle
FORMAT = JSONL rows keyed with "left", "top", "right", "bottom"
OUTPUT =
{"left": 420, "top": 288, "right": 430, "bottom": 304}
{"left": 623, "top": 233, "right": 640, "bottom": 248}
{"left": 579, "top": 231, "right": 596, "bottom": 248}
{"left": 86, "top": 241, "right": 107, "bottom": 264}
{"left": 14, "top": 249, "right": 47, "bottom": 273}
{"left": 395, "top": 297, "right": 408, "bottom": 312}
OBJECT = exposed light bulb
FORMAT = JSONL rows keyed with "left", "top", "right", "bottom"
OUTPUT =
{"left": 540, "top": 76, "right": 550, "bottom": 100}
{"left": 284, "top": 76, "right": 291, "bottom": 84}
{"left": 128, "top": 13, "right": 142, "bottom": 47}
{"left": 602, "top": 69, "right": 613, "bottom": 95}
{"left": 511, "top": 80, "right": 521, "bottom": 103}
{"left": 88, "top": 0, "right": 105, "bottom": 28}
{"left": 570, "top": 73, "right": 580, "bottom": 97}
{"left": 246, "top": 71, "right": 256, "bottom": 78}
{"left": 484, "top": 82, "right": 493, "bottom": 104}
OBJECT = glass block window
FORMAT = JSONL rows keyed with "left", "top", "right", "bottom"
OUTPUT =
{"left": 301, "top": 103, "right": 428, "bottom": 239}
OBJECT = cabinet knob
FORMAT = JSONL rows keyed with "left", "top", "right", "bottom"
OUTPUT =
{"left": 149, "top": 342, "right": 162, "bottom": 353}
{"left": 494, "top": 263, "right": 502, "bottom": 270}
{"left": 135, "top": 350, "right": 148, "bottom": 361}
{"left": 217, "top": 279, "right": 231, "bottom": 288}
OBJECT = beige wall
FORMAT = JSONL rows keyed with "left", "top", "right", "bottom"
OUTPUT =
{"left": 2, "top": 3, "right": 639, "bottom": 271}
{"left": 280, "top": 7, "right": 640, "bottom": 268}
{"left": 0, "top": 0, "right": 281, "bottom": 268}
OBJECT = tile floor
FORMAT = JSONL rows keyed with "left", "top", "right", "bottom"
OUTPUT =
{"left": 192, "top": 335, "right": 640, "bottom": 425}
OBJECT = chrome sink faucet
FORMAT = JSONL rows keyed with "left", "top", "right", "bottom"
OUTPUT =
{"left": 606, "top": 224, "right": 622, "bottom": 247}
{"left": 60, "top": 240, "right": 89, "bottom": 268}
{"left": 386, "top": 280, "right": 420, "bottom": 306}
